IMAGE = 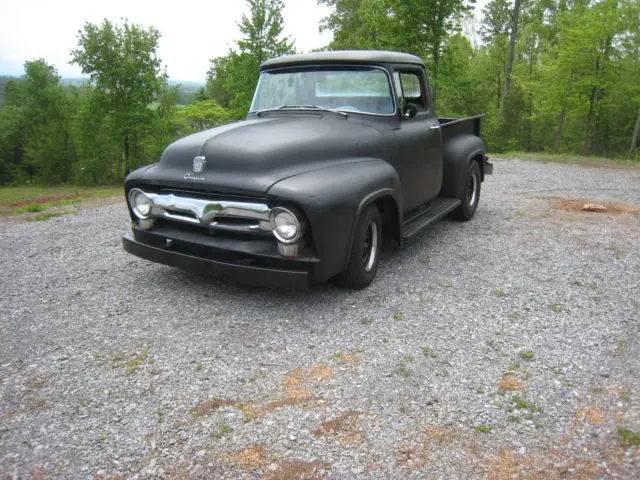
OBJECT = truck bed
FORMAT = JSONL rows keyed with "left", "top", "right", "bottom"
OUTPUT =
{"left": 439, "top": 115, "right": 484, "bottom": 141}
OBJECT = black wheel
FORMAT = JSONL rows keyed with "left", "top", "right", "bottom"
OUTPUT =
{"left": 336, "top": 204, "right": 382, "bottom": 289}
{"left": 451, "top": 160, "right": 481, "bottom": 221}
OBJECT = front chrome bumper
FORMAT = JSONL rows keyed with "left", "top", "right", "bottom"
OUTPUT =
{"left": 129, "top": 189, "right": 273, "bottom": 234}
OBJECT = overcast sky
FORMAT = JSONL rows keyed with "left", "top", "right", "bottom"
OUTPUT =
{"left": 1, "top": 0, "right": 486, "bottom": 82}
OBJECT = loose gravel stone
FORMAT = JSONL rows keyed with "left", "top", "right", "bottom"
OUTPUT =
{"left": 0, "top": 157, "right": 639, "bottom": 479}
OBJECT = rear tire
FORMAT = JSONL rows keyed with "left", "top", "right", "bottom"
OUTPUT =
{"left": 336, "top": 204, "right": 382, "bottom": 289}
{"left": 452, "top": 160, "right": 481, "bottom": 221}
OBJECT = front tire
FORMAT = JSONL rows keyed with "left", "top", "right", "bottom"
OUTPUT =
{"left": 336, "top": 204, "right": 382, "bottom": 289}
{"left": 452, "top": 160, "right": 481, "bottom": 221}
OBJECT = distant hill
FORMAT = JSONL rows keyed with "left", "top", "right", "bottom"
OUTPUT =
{"left": 169, "top": 80, "right": 205, "bottom": 104}
{"left": 0, "top": 76, "right": 204, "bottom": 105}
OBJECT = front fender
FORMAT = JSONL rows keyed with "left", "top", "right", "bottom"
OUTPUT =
{"left": 267, "top": 158, "right": 401, "bottom": 282}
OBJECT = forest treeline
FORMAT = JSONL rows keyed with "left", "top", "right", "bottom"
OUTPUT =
{"left": 1, "top": 0, "right": 639, "bottom": 186}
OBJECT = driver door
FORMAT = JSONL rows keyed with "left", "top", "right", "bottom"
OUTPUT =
{"left": 393, "top": 68, "right": 443, "bottom": 213}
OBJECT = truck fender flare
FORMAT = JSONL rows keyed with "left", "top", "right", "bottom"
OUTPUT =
{"left": 440, "top": 134, "right": 486, "bottom": 199}
{"left": 344, "top": 188, "right": 402, "bottom": 270}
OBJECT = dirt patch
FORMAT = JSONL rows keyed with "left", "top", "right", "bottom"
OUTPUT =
{"left": 192, "top": 363, "right": 333, "bottom": 419}
{"left": 394, "top": 444, "right": 429, "bottom": 469}
{"left": 487, "top": 449, "right": 531, "bottom": 480}
{"left": 497, "top": 375, "right": 527, "bottom": 391}
{"left": 547, "top": 197, "right": 640, "bottom": 215}
{"left": 261, "top": 459, "right": 328, "bottom": 480}
{"left": 225, "top": 444, "right": 268, "bottom": 470}
{"left": 423, "top": 426, "right": 458, "bottom": 444}
{"left": 191, "top": 397, "right": 238, "bottom": 417}
{"left": 283, "top": 367, "right": 313, "bottom": 400}
{"left": 314, "top": 411, "right": 364, "bottom": 445}
{"left": 575, "top": 405, "right": 604, "bottom": 425}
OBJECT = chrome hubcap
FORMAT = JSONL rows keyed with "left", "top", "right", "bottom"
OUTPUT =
{"left": 467, "top": 173, "right": 478, "bottom": 207}
{"left": 363, "top": 222, "right": 378, "bottom": 273}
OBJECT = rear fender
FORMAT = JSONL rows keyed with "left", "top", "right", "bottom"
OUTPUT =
{"left": 440, "top": 134, "right": 486, "bottom": 199}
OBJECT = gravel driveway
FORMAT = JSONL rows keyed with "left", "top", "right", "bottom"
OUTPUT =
{"left": 1, "top": 158, "right": 639, "bottom": 479}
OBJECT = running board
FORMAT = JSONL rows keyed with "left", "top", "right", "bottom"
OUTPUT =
{"left": 401, "top": 197, "right": 461, "bottom": 239}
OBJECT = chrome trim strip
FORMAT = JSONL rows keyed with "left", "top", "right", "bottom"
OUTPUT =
{"left": 140, "top": 190, "right": 272, "bottom": 233}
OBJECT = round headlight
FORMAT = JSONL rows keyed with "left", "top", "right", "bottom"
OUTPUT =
{"left": 272, "top": 208, "right": 301, "bottom": 243}
{"left": 129, "top": 189, "right": 152, "bottom": 219}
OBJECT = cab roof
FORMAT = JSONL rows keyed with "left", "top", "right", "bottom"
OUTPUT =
{"left": 261, "top": 50, "right": 425, "bottom": 69}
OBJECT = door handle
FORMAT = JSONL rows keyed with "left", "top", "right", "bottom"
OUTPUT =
{"left": 429, "top": 125, "right": 441, "bottom": 130}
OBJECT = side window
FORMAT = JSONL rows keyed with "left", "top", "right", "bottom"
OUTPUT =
{"left": 396, "top": 71, "right": 427, "bottom": 110}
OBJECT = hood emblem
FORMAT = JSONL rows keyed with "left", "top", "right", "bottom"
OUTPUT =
{"left": 193, "top": 156, "right": 206, "bottom": 174}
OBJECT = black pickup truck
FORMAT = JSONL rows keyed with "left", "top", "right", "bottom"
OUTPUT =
{"left": 123, "top": 50, "right": 492, "bottom": 289}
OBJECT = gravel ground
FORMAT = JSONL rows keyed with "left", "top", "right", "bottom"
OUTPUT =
{"left": 1, "top": 157, "right": 639, "bottom": 479}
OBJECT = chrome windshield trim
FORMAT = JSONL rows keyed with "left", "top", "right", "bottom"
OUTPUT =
{"left": 139, "top": 190, "right": 272, "bottom": 233}
{"left": 249, "top": 64, "right": 397, "bottom": 117}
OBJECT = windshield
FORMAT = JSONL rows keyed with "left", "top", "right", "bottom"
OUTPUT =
{"left": 249, "top": 67, "right": 395, "bottom": 115}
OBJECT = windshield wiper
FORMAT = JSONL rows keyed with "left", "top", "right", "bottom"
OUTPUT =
{"left": 256, "top": 105, "right": 348, "bottom": 118}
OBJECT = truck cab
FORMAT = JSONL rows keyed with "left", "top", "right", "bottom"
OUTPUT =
{"left": 123, "top": 51, "right": 492, "bottom": 289}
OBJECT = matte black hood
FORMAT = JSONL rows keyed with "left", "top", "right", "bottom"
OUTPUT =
{"left": 143, "top": 114, "right": 386, "bottom": 195}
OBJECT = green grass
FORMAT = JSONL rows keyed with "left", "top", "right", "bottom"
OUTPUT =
{"left": 24, "top": 212, "right": 68, "bottom": 222}
{"left": 616, "top": 340, "right": 628, "bottom": 354}
{"left": 422, "top": 346, "right": 437, "bottom": 358}
{"left": 617, "top": 426, "right": 640, "bottom": 447}
{"left": 0, "top": 185, "right": 121, "bottom": 215}
{"left": 512, "top": 396, "right": 541, "bottom": 412}
{"left": 496, "top": 151, "right": 640, "bottom": 168}
{"left": 519, "top": 351, "right": 535, "bottom": 361}
{"left": 474, "top": 425, "right": 492, "bottom": 433}
{"left": 212, "top": 424, "right": 233, "bottom": 440}
{"left": 398, "top": 357, "right": 413, "bottom": 377}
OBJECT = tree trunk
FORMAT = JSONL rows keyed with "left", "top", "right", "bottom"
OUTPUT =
{"left": 583, "top": 86, "right": 597, "bottom": 156}
{"left": 500, "top": 0, "right": 521, "bottom": 123}
{"left": 431, "top": 41, "right": 441, "bottom": 106}
{"left": 629, "top": 103, "right": 640, "bottom": 160}
{"left": 124, "top": 135, "right": 130, "bottom": 177}
{"left": 527, "top": 42, "right": 534, "bottom": 151}
{"left": 554, "top": 102, "right": 568, "bottom": 154}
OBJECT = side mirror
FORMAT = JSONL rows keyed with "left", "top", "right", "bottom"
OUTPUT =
{"left": 402, "top": 102, "right": 418, "bottom": 119}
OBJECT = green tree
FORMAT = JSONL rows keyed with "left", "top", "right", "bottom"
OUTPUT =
{"left": 319, "top": 0, "right": 475, "bottom": 103}
{"left": 71, "top": 19, "right": 169, "bottom": 176}
{"left": 178, "top": 99, "right": 234, "bottom": 131}
{"left": 0, "top": 60, "right": 76, "bottom": 184}
{"left": 205, "top": 0, "right": 295, "bottom": 119}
